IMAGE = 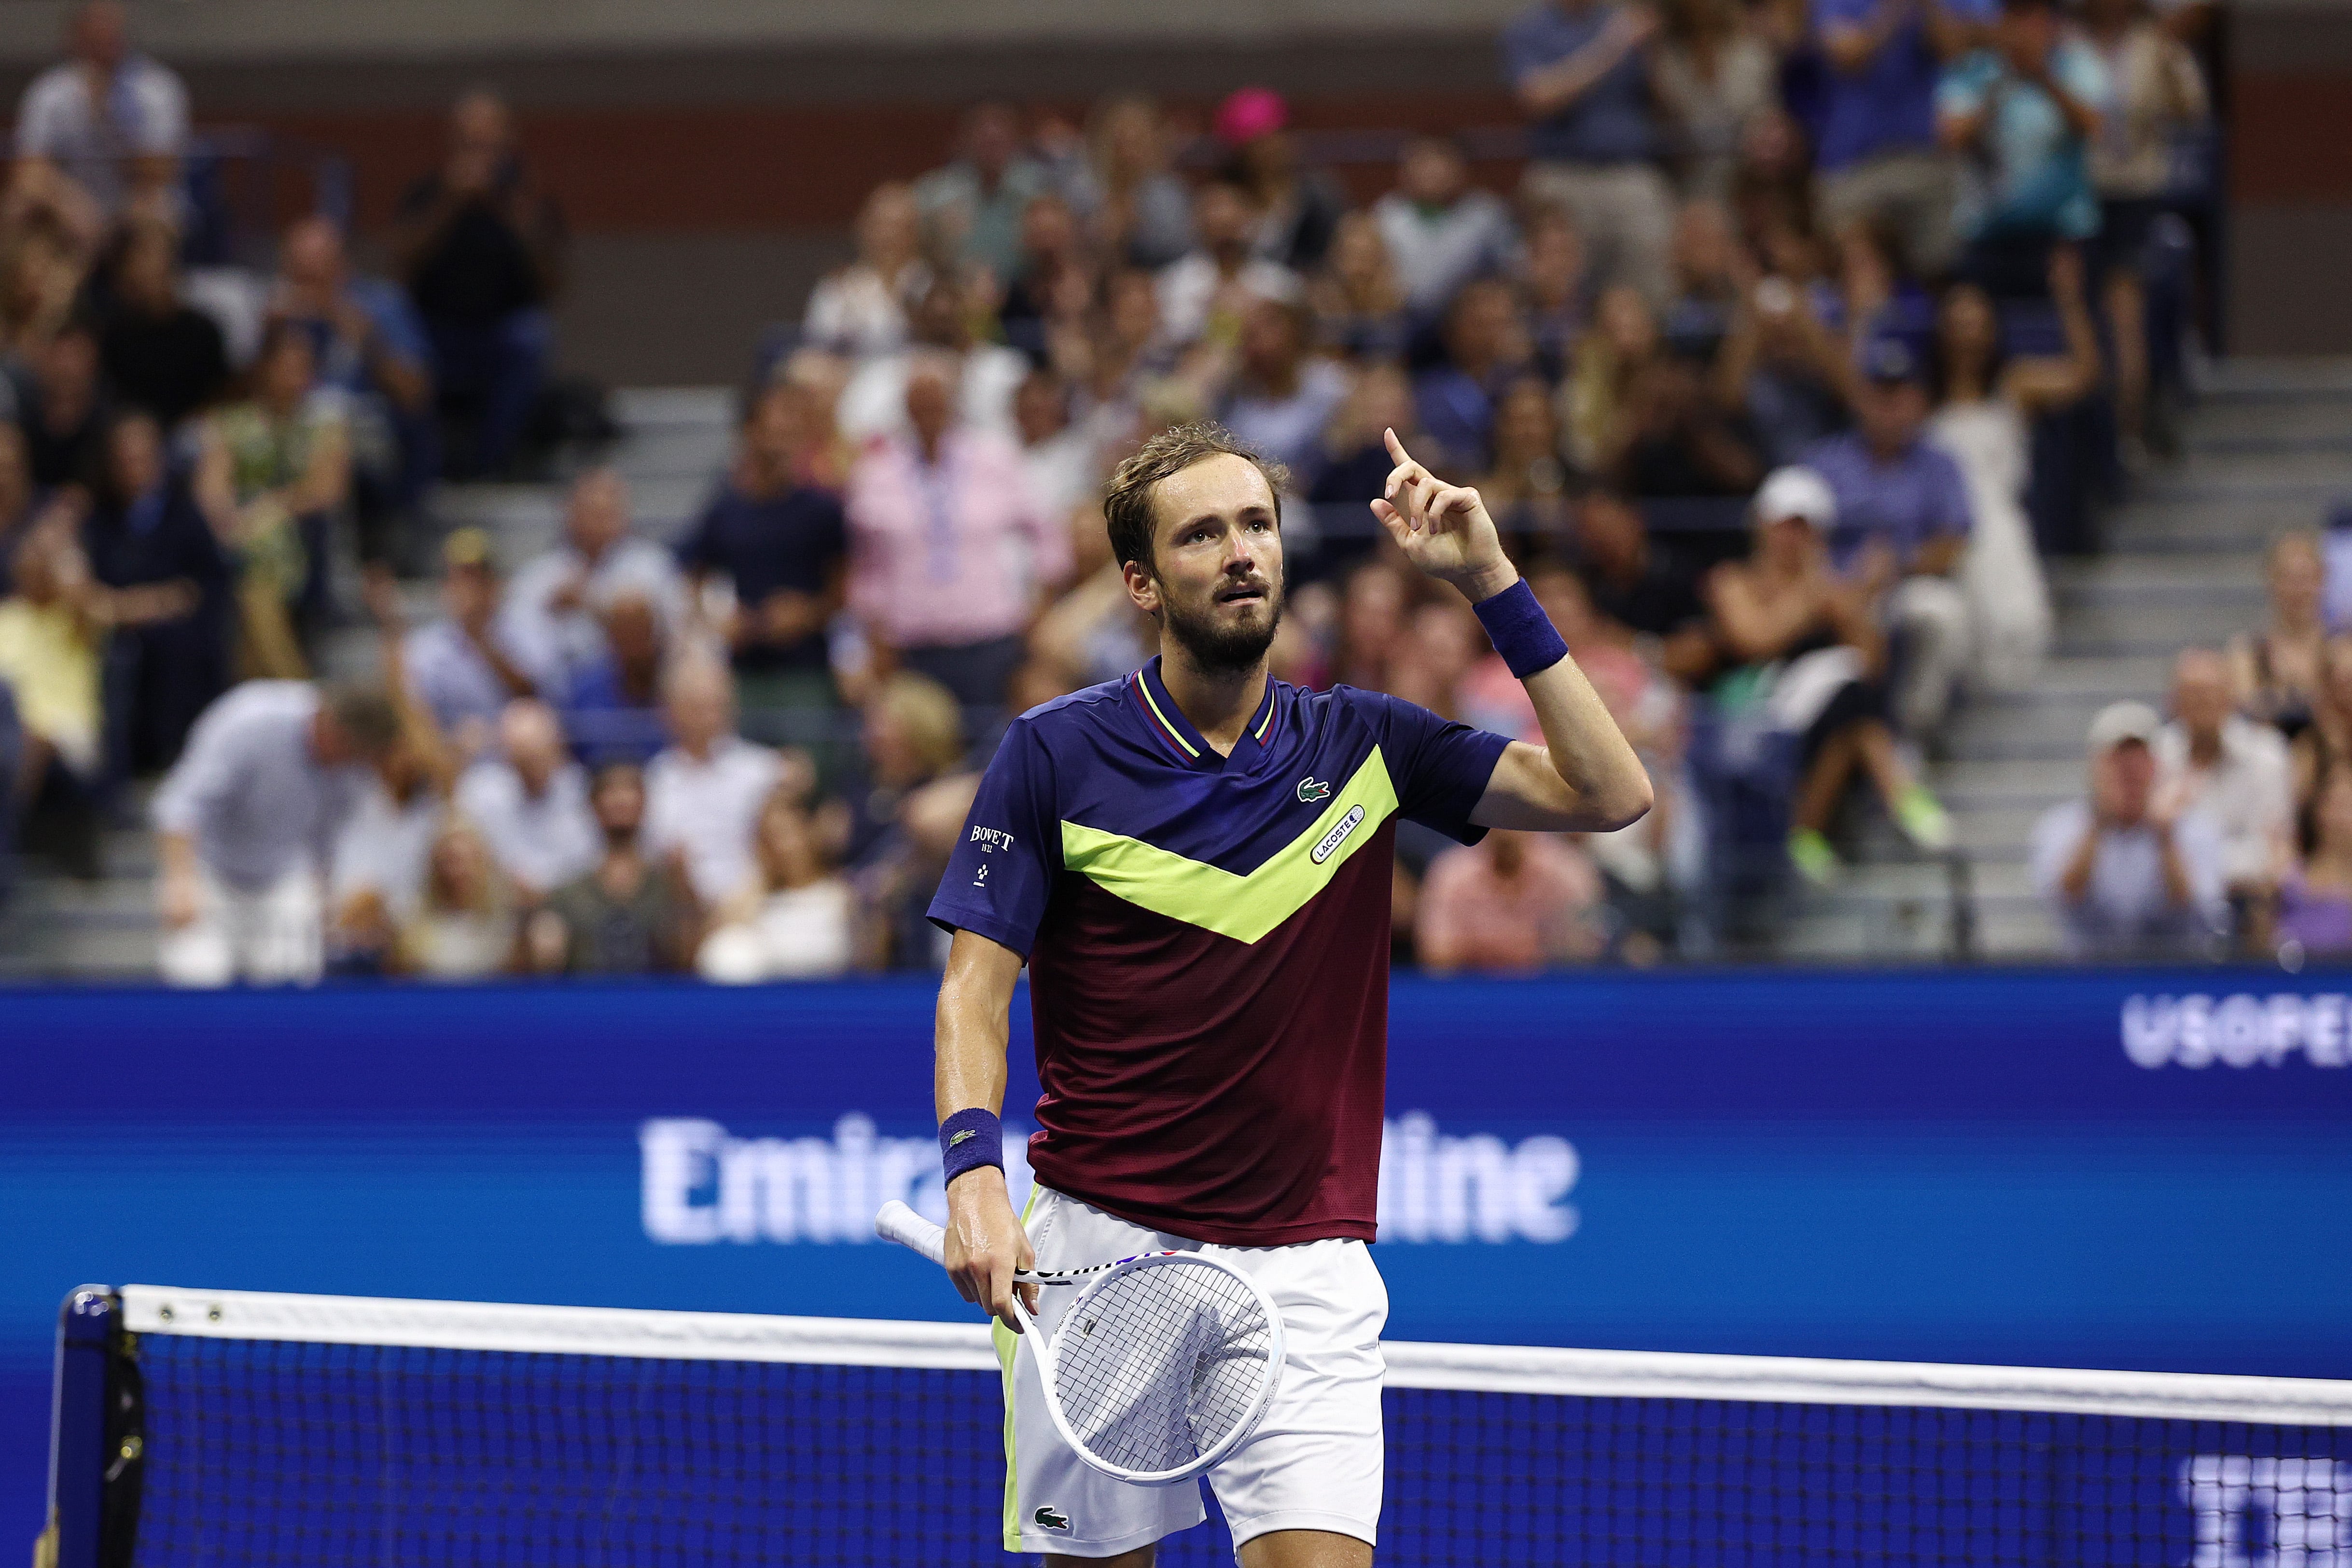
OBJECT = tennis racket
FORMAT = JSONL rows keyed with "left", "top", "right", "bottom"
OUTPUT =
{"left": 874, "top": 1198, "right": 1285, "bottom": 1485}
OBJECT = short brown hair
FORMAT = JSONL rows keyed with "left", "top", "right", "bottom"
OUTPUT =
{"left": 323, "top": 683, "right": 403, "bottom": 757}
{"left": 1101, "top": 422, "right": 1290, "bottom": 573}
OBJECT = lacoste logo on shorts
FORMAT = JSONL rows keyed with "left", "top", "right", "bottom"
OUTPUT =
{"left": 1034, "top": 1505, "right": 1071, "bottom": 1532}
{"left": 1310, "top": 805, "right": 1367, "bottom": 864}
{"left": 1297, "top": 777, "right": 1332, "bottom": 803}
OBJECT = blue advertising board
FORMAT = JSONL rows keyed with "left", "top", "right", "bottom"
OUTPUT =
{"left": 3, "top": 970, "right": 2350, "bottom": 1550}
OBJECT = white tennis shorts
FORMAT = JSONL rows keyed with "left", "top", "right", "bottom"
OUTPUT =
{"left": 995, "top": 1185, "right": 1388, "bottom": 1559}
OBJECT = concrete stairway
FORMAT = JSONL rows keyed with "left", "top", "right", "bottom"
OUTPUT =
{"left": 1779, "top": 360, "right": 2352, "bottom": 960}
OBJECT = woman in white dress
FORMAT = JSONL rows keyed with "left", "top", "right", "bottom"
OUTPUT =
{"left": 697, "top": 786, "right": 857, "bottom": 982}
{"left": 1927, "top": 245, "right": 2101, "bottom": 694}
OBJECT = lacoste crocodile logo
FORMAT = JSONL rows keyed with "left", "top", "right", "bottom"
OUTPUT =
{"left": 1034, "top": 1506, "right": 1071, "bottom": 1532}
{"left": 1297, "top": 777, "right": 1332, "bottom": 803}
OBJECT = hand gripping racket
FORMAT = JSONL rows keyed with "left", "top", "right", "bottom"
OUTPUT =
{"left": 875, "top": 1199, "right": 1285, "bottom": 1485}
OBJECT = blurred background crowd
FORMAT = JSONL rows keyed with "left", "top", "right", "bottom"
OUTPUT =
{"left": 3, "top": 0, "right": 2325, "bottom": 983}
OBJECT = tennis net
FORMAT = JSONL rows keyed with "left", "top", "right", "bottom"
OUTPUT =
{"left": 40, "top": 1284, "right": 2352, "bottom": 1567}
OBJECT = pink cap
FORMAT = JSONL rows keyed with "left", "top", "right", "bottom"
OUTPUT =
{"left": 1214, "top": 86, "right": 1288, "bottom": 148}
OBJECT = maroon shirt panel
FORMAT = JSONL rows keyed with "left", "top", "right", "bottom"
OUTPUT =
{"left": 1023, "top": 819, "right": 1398, "bottom": 1246}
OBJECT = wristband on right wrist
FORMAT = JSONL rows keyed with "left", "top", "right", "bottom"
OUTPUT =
{"left": 939, "top": 1106, "right": 1004, "bottom": 1185}
{"left": 1472, "top": 576, "right": 1570, "bottom": 679}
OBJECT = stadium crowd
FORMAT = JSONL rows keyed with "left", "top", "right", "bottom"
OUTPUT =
{"left": 0, "top": 0, "right": 2273, "bottom": 980}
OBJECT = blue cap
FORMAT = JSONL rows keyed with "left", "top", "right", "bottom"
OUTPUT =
{"left": 1860, "top": 334, "right": 1923, "bottom": 385}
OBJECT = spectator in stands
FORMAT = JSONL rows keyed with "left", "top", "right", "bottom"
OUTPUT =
{"left": 1811, "top": 0, "right": 1976, "bottom": 279}
{"left": 2230, "top": 532, "right": 2328, "bottom": 743}
{"left": 2276, "top": 768, "right": 2352, "bottom": 961}
{"left": 2032, "top": 698, "right": 2226, "bottom": 958}
{"left": 94, "top": 217, "right": 228, "bottom": 429}
{"left": 1307, "top": 211, "right": 1411, "bottom": 363}
{"left": 268, "top": 214, "right": 436, "bottom": 561}
{"left": 1157, "top": 179, "right": 1301, "bottom": 352}
{"left": 1712, "top": 245, "right": 1856, "bottom": 467}
{"left": 391, "top": 88, "right": 564, "bottom": 480}
{"left": 0, "top": 511, "right": 189, "bottom": 872}
{"left": 802, "top": 183, "right": 931, "bottom": 361}
{"left": 507, "top": 467, "right": 684, "bottom": 703}
{"left": 1704, "top": 467, "right": 1951, "bottom": 885}
{"left": 401, "top": 528, "right": 541, "bottom": 757}
{"left": 9, "top": 1, "right": 188, "bottom": 225}
{"left": 1653, "top": 0, "right": 1779, "bottom": 200}
{"left": 1478, "top": 377, "right": 1576, "bottom": 552}
{"left": 194, "top": 320, "right": 350, "bottom": 680}
{"left": 18, "top": 318, "right": 109, "bottom": 491}
{"left": 1928, "top": 247, "right": 2100, "bottom": 694}
{"left": 1569, "top": 487, "right": 1712, "bottom": 681}
{"left": 1565, "top": 284, "right": 1660, "bottom": 471}
{"left": 696, "top": 787, "right": 858, "bottom": 981}
{"left": 1307, "top": 366, "right": 1423, "bottom": 584}
{"left": 398, "top": 815, "right": 516, "bottom": 980}
{"left": 1014, "top": 369, "right": 1095, "bottom": 530}
{"left": 1611, "top": 353, "right": 1767, "bottom": 499}
{"left": 1417, "top": 829, "right": 1608, "bottom": 970}
{"left": 643, "top": 656, "right": 787, "bottom": 909}
{"left": 526, "top": 761, "right": 695, "bottom": 975}
{"left": 0, "top": 426, "right": 40, "bottom": 597}
{"left": 1416, "top": 278, "right": 1531, "bottom": 476}
{"left": 1374, "top": 136, "right": 1519, "bottom": 321}
{"left": 676, "top": 385, "right": 847, "bottom": 717}
{"left": 842, "top": 670, "right": 967, "bottom": 867}
{"left": 998, "top": 191, "right": 1093, "bottom": 368}
{"left": 2290, "top": 638, "right": 2352, "bottom": 812}
{"left": 84, "top": 409, "right": 228, "bottom": 779}
{"left": 563, "top": 590, "right": 669, "bottom": 768}
{"left": 2157, "top": 647, "right": 2292, "bottom": 946}
{"left": 0, "top": 215, "right": 89, "bottom": 365}
{"left": 1503, "top": 0, "right": 1676, "bottom": 299}
{"left": 1804, "top": 336, "right": 1974, "bottom": 739}
{"left": 152, "top": 680, "right": 401, "bottom": 986}
{"left": 914, "top": 102, "right": 1047, "bottom": 282}
{"left": 1218, "top": 294, "right": 1351, "bottom": 488}
{"left": 2082, "top": 0, "right": 2207, "bottom": 460}
{"left": 846, "top": 354, "right": 1068, "bottom": 711}
{"left": 1216, "top": 87, "right": 1347, "bottom": 273}
{"left": 836, "top": 277, "right": 1029, "bottom": 443}
{"left": 1518, "top": 207, "right": 1590, "bottom": 377}
{"left": 1072, "top": 96, "right": 1194, "bottom": 271}
{"left": 454, "top": 698, "right": 599, "bottom": 905}
{"left": 1935, "top": 0, "right": 2111, "bottom": 299}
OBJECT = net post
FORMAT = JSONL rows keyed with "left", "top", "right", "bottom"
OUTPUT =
{"left": 42, "top": 1287, "right": 118, "bottom": 1568}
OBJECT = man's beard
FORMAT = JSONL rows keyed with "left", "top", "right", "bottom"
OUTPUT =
{"left": 1161, "top": 573, "right": 1284, "bottom": 674}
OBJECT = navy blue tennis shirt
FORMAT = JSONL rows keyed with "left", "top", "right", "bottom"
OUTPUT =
{"left": 929, "top": 656, "right": 1511, "bottom": 1245}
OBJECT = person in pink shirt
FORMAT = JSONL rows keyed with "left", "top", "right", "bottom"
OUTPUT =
{"left": 846, "top": 353, "right": 1072, "bottom": 713}
{"left": 1415, "top": 828, "right": 1607, "bottom": 971}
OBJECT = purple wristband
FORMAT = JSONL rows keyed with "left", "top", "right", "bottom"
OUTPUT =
{"left": 1472, "top": 577, "right": 1569, "bottom": 679}
{"left": 940, "top": 1107, "right": 1003, "bottom": 1184}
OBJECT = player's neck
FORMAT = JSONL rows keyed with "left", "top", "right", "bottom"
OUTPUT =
{"left": 1156, "top": 645, "right": 1269, "bottom": 759}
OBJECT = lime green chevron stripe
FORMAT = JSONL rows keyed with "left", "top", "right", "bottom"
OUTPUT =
{"left": 1059, "top": 748, "right": 1399, "bottom": 944}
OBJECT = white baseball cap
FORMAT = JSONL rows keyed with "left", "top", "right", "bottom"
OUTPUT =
{"left": 1753, "top": 466, "right": 1837, "bottom": 529}
{"left": 2086, "top": 699, "right": 2163, "bottom": 756}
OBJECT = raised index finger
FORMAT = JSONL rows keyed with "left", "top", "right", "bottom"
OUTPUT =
{"left": 1383, "top": 426, "right": 1418, "bottom": 470}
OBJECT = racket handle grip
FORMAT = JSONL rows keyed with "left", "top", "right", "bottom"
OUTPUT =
{"left": 874, "top": 1199, "right": 948, "bottom": 1266}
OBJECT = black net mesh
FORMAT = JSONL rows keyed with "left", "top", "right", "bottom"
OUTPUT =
{"left": 124, "top": 1329, "right": 2350, "bottom": 1566}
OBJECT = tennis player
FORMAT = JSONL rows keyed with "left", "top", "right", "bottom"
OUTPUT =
{"left": 926, "top": 422, "right": 1651, "bottom": 1566}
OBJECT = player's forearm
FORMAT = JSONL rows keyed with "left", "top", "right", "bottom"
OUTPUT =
{"left": 934, "top": 930, "right": 1019, "bottom": 1119}
{"left": 1521, "top": 655, "right": 1656, "bottom": 830}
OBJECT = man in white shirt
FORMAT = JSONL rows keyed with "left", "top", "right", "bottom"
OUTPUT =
{"left": 403, "top": 527, "right": 547, "bottom": 757}
{"left": 455, "top": 699, "right": 600, "bottom": 902}
{"left": 1155, "top": 179, "right": 1301, "bottom": 349}
{"left": 643, "top": 658, "right": 786, "bottom": 908}
{"left": 502, "top": 468, "right": 685, "bottom": 701}
{"left": 153, "top": 681, "right": 401, "bottom": 986}
{"left": 11, "top": 1, "right": 188, "bottom": 222}
{"left": 1373, "top": 136, "right": 1520, "bottom": 319}
{"left": 2032, "top": 699, "right": 2227, "bottom": 958}
{"left": 2155, "top": 648, "right": 2292, "bottom": 925}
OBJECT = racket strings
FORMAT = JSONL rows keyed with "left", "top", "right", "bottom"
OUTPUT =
{"left": 1047, "top": 1261, "right": 1276, "bottom": 1474}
